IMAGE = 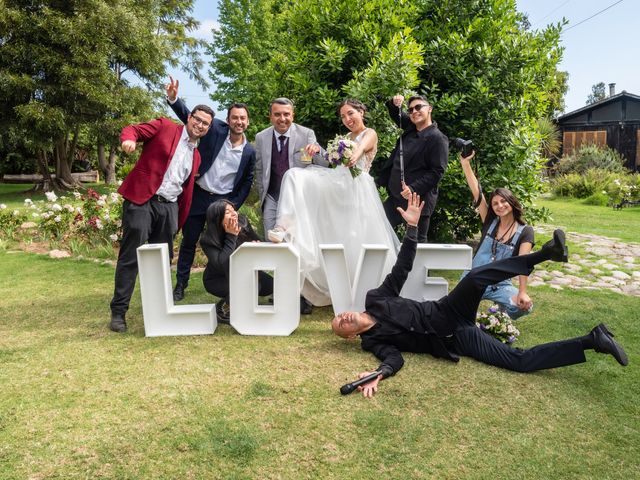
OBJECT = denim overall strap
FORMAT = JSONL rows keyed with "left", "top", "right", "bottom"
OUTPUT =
{"left": 471, "top": 218, "right": 499, "bottom": 269}
{"left": 487, "top": 221, "right": 525, "bottom": 289}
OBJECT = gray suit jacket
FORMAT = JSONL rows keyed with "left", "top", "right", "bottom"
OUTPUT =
{"left": 254, "top": 123, "right": 328, "bottom": 207}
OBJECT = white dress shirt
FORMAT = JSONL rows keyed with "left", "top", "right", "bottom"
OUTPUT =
{"left": 155, "top": 128, "right": 196, "bottom": 202}
{"left": 198, "top": 134, "right": 247, "bottom": 194}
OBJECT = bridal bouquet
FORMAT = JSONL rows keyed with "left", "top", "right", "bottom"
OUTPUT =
{"left": 325, "top": 135, "right": 361, "bottom": 178}
{"left": 476, "top": 304, "right": 520, "bottom": 344}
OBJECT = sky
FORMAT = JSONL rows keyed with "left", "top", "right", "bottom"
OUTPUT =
{"left": 168, "top": 0, "right": 639, "bottom": 116}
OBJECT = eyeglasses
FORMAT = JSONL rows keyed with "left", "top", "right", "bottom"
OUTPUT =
{"left": 407, "top": 104, "right": 430, "bottom": 114}
{"left": 190, "top": 115, "right": 211, "bottom": 127}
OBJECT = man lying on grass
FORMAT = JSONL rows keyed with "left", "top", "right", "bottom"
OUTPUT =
{"left": 332, "top": 193, "right": 628, "bottom": 398}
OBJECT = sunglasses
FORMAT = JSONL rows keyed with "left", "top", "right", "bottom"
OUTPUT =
{"left": 407, "top": 104, "right": 430, "bottom": 114}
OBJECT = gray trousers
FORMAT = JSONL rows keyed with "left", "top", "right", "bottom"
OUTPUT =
{"left": 262, "top": 194, "right": 278, "bottom": 238}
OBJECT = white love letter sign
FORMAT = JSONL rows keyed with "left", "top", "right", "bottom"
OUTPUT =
{"left": 400, "top": 244, "right": 473, "bottom": 301}
{"left": 137, "top": 243, "right": 216, "bottom": 337}
{"left": 136, "top": 241, "right": 471, "bottom": 337}
{"left": 320, "top": 244, "right": 389, "bottom": 315}
{"left": 229, "top": 243, "right": 300, "bottom": 336}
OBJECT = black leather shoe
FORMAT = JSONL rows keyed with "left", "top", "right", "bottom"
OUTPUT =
{"left": 592, "top": 323, "right": 628, "bottom": 366}
{"left": 216, "top": 299, "right": 230, "bottom": 325}
{"left": 543, "top": 229, "right": 569, "bottom": 262}
{"left": 110, "top": 313, "right": 127, "bottom": 333}
{"left": 173, "top": 283, "right": 186, "bottom": 302}
{"left": 300, "top": 296, "right": 313, "bottom": 315}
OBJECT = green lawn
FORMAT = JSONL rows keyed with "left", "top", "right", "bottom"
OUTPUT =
{"left": 535, "top": 196, "right": 640, "bottom": 243}
{"left": 1, "top": 249, "right": 639, "bottom": 478}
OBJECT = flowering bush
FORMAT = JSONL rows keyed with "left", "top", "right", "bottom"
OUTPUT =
{"left": 0, "top": 188, "right": 123, "bottom": 249}
{"left": 0, "top": 204, "right": 28, "bottom": 239}
{"left": 603, "top": 174, "right": 640, "bottom": 206}
{"left": 72, "top": 188, "right": 122, "bottom": 244}
{"left": 476, "top": 304, "right": 520, "bottom": 344}
{"left": 325, "top": 135, "right": 361, "bottom": 178}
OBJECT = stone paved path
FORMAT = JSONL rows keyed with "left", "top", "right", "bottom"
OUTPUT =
{"left": 530, "top": 228, "right": 640, "bottom": 297}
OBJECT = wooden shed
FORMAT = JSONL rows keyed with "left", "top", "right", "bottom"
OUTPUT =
{"left": 556, "top": 88, "right": 640, "bottom": 172}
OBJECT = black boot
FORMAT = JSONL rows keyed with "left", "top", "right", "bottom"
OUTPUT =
{"left": 300, "top": 296, "right": 313, "bottom": 315}
{"left": 542, "top": 229, "right": 569, "bottom": 262}
{"left": 110, "top": 313, "right": 127, "bottom": 333}
{"left": 216, "top": 298, "right": 230, "bottom": 324}
{"left": 173, "top": 283, "right": 186, "bottom": 302}
{"left": 591, "top": 323, "right": 628, "bottom": 366}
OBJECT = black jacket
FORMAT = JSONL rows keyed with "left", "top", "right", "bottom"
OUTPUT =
{"left": 381, "top": 100, "right": 449, "bottom": 217}
{"left": 361, "top": 226, "right": 459, "bottom": 376}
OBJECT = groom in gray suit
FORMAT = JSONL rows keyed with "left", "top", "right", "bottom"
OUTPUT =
{"left": 254, "top": 98, "right": 328, "bottom": 238}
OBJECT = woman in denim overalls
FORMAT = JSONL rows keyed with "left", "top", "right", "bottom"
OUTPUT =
{"left": 459, "top": 151, "right": 535, "bottom": 319}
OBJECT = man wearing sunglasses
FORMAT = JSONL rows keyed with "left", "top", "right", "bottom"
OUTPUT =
{"left": 379, "top": 94, "right": 449, "bottom": 242}
{"left": 109, "top": 105, "right": 214, "bottom": 333}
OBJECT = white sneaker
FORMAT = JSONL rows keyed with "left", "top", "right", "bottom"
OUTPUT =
{"left": 268, "top": 227, "right": 287, "bottom": 243}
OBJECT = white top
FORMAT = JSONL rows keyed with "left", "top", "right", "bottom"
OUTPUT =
{"left": 199, "top": 134, "right": 247, "bottom": 194}
{"left": 155, "top": 128, "right": 196, "bottom": 202}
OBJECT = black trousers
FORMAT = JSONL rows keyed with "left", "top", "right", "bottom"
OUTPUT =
{"left": 110, "top": 199, "right": 178, "bottom": 316}
{"left": 203, "top": 270, "right": 273, "bottom": 299}
{"left": 438, "top": 253, "right": 586, "bottom": 372}
{"left": 384, "top": 197, "right": 430, "bottom": 242}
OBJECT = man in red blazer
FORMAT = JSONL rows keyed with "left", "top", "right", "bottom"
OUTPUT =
{"left": 109, "top": 105, "right": 214, "bottom": 333}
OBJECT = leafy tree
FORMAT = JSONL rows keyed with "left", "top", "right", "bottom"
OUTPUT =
{"left": 410, "top": 0, "right": 565, "bottom": 239}
{"left": 586, "top": 81, "right": 606, "bottom": 105}
{"left": 0, "top": 0, "right": 205, "bottom": 189}
{"left": 208, "top": 0, "right": 566, "bottom": 241}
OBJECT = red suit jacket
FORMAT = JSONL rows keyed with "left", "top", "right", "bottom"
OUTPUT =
{"left": 118, "top": 118, "right": 201, "bottom": 230}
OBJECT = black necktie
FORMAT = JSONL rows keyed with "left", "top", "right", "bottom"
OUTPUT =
{"left": 279, "top": 135, "right": 287, "bottom": 153}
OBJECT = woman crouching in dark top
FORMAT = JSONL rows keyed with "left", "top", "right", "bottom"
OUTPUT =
{"left": 200, "top": 199, "right": 273, "bottom": 324}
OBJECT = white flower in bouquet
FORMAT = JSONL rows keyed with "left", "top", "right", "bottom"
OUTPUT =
{"left": 476, "top": 304, "right": 520, "bottom": 344}
{"left": 45, "top": 191, "right": 58, "bottom": 202}
{"left": 325, "top": 135, "right": 361, "bottom": 178}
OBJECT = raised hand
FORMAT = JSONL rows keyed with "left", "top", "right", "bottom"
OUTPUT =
{"left": 459, "top": 150, "right": 476, "bottom": 163}
{"left": 392, "top": 94, "right": 404, "bottom": 107}
{"left": 396, "top": 192, "right": 425, "bottom": 227}
{"left": 165, "top": 76, "right": 179, "bottom": 102}
{"left": 121, "top": 140, "right": 137, "bottom": 153}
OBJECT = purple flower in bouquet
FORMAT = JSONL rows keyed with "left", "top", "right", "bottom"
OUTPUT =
{"left": 325, "top": 135, "right": 361, "bottom": 178}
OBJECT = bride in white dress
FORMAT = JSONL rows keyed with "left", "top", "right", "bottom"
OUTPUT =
{"left": 269, "top": 99, "right": 400, "bottom": 306}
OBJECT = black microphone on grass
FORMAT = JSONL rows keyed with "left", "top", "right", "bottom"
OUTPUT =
{"left": 340, "top": 370, "right": 383, "bottom": 395}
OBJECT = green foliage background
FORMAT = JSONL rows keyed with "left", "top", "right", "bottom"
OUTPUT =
{"left": 209, "top": 0, "right": 567, "bottom": 240}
